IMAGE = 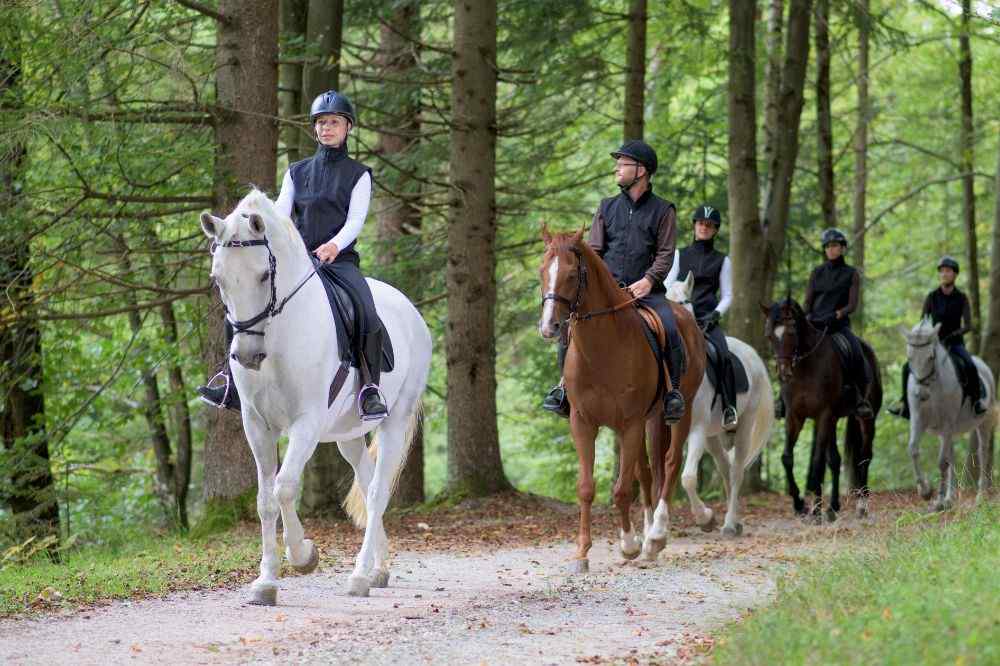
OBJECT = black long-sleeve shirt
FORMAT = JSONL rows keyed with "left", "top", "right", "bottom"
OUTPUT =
{"left": 922, "top": 286, "right": 972, "bottom": 345}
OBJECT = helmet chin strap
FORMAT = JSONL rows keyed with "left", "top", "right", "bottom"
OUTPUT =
{"left": 618, "top": 165, "right": 646, "bottom": 193}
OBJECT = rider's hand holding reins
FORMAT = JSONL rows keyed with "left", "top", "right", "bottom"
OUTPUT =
{"left": 628, "top": 277, "right": 653, "bottom": 298}
{"left": 315, "top": 241, "right": 340, "bottom": 263}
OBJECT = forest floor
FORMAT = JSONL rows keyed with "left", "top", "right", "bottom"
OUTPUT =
{"left": 0, "top": 489, "right": 929, "bottom": 665}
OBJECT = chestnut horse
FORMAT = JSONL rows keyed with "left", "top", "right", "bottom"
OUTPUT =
{"left": 539, "top": 228, "right": 705, "bottom": 572}
{"left": 762, "top": 299, "right": 882, "bottom": 521}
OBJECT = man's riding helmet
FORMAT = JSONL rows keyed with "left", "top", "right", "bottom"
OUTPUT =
{"left": 611, "top": 140, "right": 658, "bottom": 176}
{"left": 310, "top": 90, "right": 356, "bottom": 125}
{"left": 692, "top": 204, "right": 722, "bottom": 228}
{"left": 820, "top": 228, "right": 848, "bottom": 248}
{"left": 937, "top": 256, "right": 960, "bottom": 273}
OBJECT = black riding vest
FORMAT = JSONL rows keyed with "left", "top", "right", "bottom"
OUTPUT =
{"left": 599, "top": 189, "right": 675, "bottom": 293}
{"left": 926, "top": 287, "right": 968, "bottom": 345}
{"left": 288, "top": 143, "right": 371, "bottom": 262}
{"left": 678, "top": 239, "right": 726, "bottom": 318}
{"left": 808, "top": 256, "right": 856, "bottom": 327}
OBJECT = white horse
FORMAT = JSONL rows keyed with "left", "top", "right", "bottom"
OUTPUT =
{"left": 666, "top": 274, "right": 774, "bottom": 536}
{"left": 200, "top": 189, "right": 431, "bottom": 605}
{"left": 902, "top": 319, "right": 996, "bottom": 510}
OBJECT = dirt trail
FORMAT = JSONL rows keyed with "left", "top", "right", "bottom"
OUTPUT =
{"left": 0, "top": 492, "right": 918, "bottom": 665}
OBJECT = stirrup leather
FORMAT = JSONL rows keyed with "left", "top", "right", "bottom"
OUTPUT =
{"left": 357, "top": 383, "right": 389, "bottom": 422}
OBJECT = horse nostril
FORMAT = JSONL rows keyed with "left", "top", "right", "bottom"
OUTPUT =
{"left": 254, "top": 352, "right": 267, "bottom": 364}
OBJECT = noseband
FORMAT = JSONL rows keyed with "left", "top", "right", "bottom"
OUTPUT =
{"left": 212, "top": 236, "right": 318, "bottom": 337}
{"left": 773, "top": 316, "right": 826, "bottom": 372}
{"left": 908, "top": 338, "right": 938, "bottom": 386}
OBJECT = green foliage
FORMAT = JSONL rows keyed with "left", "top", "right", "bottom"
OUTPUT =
{"left": 713, "top": 502, "right": 1000, "bottom": 665}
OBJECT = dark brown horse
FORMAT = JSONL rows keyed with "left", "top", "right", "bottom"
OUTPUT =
{"left": 539, "top": 228, "right": 705, "bottom": 571}
{"left": 761, "top": 299, "right": 883, "bottom": 521}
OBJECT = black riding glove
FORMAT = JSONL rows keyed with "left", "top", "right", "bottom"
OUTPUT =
{"left": 698, "top": 310, "right": 721, "bottom": 328}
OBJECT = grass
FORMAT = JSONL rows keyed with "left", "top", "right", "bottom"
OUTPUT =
{"left": 713, "top": 501, "right": 1000, "bottom": 665}
{"left": 0, "top": 527, "right": 260, "bottom": 617}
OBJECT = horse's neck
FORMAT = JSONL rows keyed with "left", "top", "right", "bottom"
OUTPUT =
{"left": 571, "top": 266, "right": 644, "bottom": 360}
{"left": 933, "top": 341, "right": 958, "bottom": 385}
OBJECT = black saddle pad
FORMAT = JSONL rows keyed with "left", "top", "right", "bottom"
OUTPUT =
{"left": 830, "top": 331, "right": 868, "bottom": 380}
{"left": 313, "top": 261, "right": 395, "bottom": 371}
{"left": 705, "top": 336, "right": 749, "bottom": 395}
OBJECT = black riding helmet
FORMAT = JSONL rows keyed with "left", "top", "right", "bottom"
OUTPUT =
{"left": 692, "top": 204, "right": 722, "bottom": 228}
{"left": 611, "top": 140, "right": 658, "bottom": 176}
{"left": 937, "top": 256, "right": 960, "bottom": 273}
{"left": 310, "top": 90, "right": 356, "bottom": 126}
{"left": 820, "top": 228, "right": 848, "bottom": 248}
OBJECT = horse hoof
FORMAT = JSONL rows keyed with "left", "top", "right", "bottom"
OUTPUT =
{"left": 642, "top": 537, "right": 667, "bottom": 560}
{"left": 290, "top": 540, "right": 319, "bottom": 574}
{"left": 248, "top": 585, "right": 277, "bottom": 606}
{"left": 347, "top": 575, "right": 371, "bottom": 597}
{"left": 370, "top": 570, "right": 390, "bottom": 588}
{"left": 621, "top": 547, "right": 640, "bottom": 561}
{"left": 722, "top": 523, "right": 742, "bottom": 538}
{"left": 919, "top": 484, "right": 933, "bottom": 501}
{"left": 793, "top": 498, "right": 806, "bottom": 515}
{"left": 825, "top": 509, "right": 838, "bottom": 524}
{"left": 568, "top": 558, "right": 590, "bottom": 574}
{"left": 699, "top": 513, "right": 717, "bottom": 533}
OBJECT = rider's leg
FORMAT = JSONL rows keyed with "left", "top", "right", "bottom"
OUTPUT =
{"left": 843, "top": 327, "right": 874, "bottom": 418}
{"left": 888, "top": 362, "right": 911, "bottom": 419}
{"left": 542, "top": 340, "right": 570, "bottom": 417}
{"left": 948, "top": 342, "right": 986, "bottom": 414}
{"left": 708, "top": 325, "right": 738, "bottom": 430}
{"left": 644, "top": 295, "right": 685, "bottom": 425}
{"left": 197, "top": 319, "right": 241, "bottom": 411}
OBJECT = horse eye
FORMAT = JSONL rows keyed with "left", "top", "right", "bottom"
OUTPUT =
{"left": 259, "top": 271, "right": 269, "bottom": 284}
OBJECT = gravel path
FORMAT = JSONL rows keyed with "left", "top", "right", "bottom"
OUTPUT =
{"left": 0, "top": 493, "right": 907, "bottom": 666}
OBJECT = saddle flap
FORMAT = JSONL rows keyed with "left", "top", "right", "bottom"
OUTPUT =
{"left": 704, "top": 338, "right": 750, "bottom": 396}
{"left": 314, "top": 261, "right": 395, "bottom": 372}
{"left": 636, "top": 304, "right": 667, "bottom": 350}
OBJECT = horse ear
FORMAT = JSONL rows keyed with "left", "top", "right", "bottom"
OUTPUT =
{"left": 932, "top": 322, "right": 942, "bottom": 338}
{"left": 248, "top": 213, "right": 265, "bottom": 235}
{"left": 201, "top": 212, "right": 223, "bottom": 239}
{"left": 683, "top": 271, "right": 694, "bottom": 293}
{"left": 571, "top": 227, "right": 585, "bottom": 245}
{"left": 541, "top": 222, "right": 552, "bottom": 245}
{"left": 759, "top": 302, "right": 771, "bottom": 317}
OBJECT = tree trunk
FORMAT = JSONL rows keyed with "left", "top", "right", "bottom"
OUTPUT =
{"left": 445, "top": 0, "right": 510, "bottom": 497}
{"left": 624, "top": 0, "right": 647, "bottom": 141}
{"left": 373, "top": 0, "right": 424, "bottom": 507}
{"left": 762, "top": 0, "right": 784, "bottom": 194}
{"left": 727, "top": 0, "right": 765, "bottom": 491}
{"left": 815, "top": 0, "right": 835, "bottom": 231}
{"left": 0, "top": 37, "right": 60, "bottom": 540}
{"left": 203, "top": 0, "right": 280, "bottom": 504}
{"left": 280, "top": 0, "right": 308, "bottom": 164}
{"left": 977, "top": 126, "right": 1000, "bottom": 490}
{"left": 295, "top": 0, "right": 351, "bottom": 518}
{"left": 959, "top": 0, "right": 981, "bottom": 351}
{"left": 760, "top": 0, "right": 813, "bottom": 303}
{"left": 298, "top": 0, "right": 344, "bottom": 159}
{"left": 852, "top": 0, "right": 869, "bottom": 331}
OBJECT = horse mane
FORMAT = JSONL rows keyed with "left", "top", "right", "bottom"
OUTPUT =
{"left": 549, "top": 230, "right": 631, "bottom": 308}
{"left": 228, "top": 188, "right": 307, "bottom": 257}
{"left": 910, "top": 316, "right": 938, "bottom": 341}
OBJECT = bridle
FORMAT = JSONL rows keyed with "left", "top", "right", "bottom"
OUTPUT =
{"left": 541, "top": 247, "right": 639, "bottom": 341}
{"left": 908, "top": 338, "right": 938, "bottom": 386}
{"left": 772, "top": 313, "right": 827, "bottom": 372}
{"left": 211, "top": 236, "right": 319, "bottom": 337}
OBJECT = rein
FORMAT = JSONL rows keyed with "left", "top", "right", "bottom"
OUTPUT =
{"left": 908, "top": 338, "right": 938, "bottom": 386}
{"left": 775, "top": 317, "right": 827, "bottom": 370}
{"left": 541, "top": 247, "right": 639, "bottom": 338}
{"left": 212, "top": 237, "right": 319, "bottom": 337}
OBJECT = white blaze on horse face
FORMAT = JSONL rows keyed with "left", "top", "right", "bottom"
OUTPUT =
{"left": 773, "top": 325, "right": 786, "bottom": 342}
{"left": 539, "top": 256, "right": 559, "bottom": 337}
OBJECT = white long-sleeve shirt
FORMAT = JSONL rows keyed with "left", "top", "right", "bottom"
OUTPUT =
{"left": 664, "top": 249, "right": 733, "bottom": 316}
{"left": 275, "top": 169, "right": 372, "bottom": 251}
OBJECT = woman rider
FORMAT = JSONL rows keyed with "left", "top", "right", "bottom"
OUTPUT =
{"left": 198, "top": 90, "right": 388, "bottom": 421}
{"left": 664, "top": 205, "right": 738, "bottom": 431}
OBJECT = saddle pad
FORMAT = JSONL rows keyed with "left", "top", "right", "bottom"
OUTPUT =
{"left": 314, "top": 261, "right": 395, "bottom": 371}
{"left": 705, "top": 338, "right": 750, "bottom": 395}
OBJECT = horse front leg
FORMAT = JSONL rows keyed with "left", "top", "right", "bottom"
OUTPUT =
{"left": 782, "top": 413, "right": 806, "bottom": 515}
{"left": 680, "top": 427, "right": 715, "bottom": 532}
{"left": 805, "top": 414, "right": 833, "bottom": 523}
{"left": 825, "top": 420, "right": 842, "bottom": 522}
{"left": 274, "top": 420, "right": 321, "bottom": 578}
{"left": 243, "top": 416, "right": 281, "bottom": 606}
{"left": 935, "top": 434, "right": 956, "bottom": 511}
{"left": 908, "top": 416, "right": 932, "bottom": 501}
{"left": 613, "top": 424, "right": 645, "bottom": 560}
{"left": 718, "top": 432, "right": 744, "bottom": 537}
{"left": 569, "top": 413, "right": 598, "bottom": 574}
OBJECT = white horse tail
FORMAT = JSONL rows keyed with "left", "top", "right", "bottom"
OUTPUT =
{"left": 342, "top": 400, "right": 424, "bottom": 528}
{"left": 744, "top": 361, "right": 775, "bottom": 470}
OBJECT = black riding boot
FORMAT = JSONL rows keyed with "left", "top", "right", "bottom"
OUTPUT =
{"left": 662, "top": 341, "right": 685, "bottom": 426}
{"left": 721, "top": 357, "right": 739, "bottom": 431}
{"left": 197, "top": 321, "right": 241, "bottom": 411}
{"left": 968, "top": 367, "right": 987, "bottom": 416}
{"left": 542, "top": 340, "right": 571, "bottom": 418}
{"left": 358, "top": 328, "right": 388, "bottom": 421}
{"left": 888, "top": 362, "right": 911, "bottom": 420}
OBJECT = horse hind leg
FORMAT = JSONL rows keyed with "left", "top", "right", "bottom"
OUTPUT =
{"left": 614, "top": 427, "right": 643, "bottom": 561}
{"left": 717, "top": 432, "right": 744, "bottom": 537}
{"left": 634, "top": 448, "right": 654, "bottom": 542}
{"left": 642, "top": 416, "right": 671, "bottom": 560}
{"left": 338, "top": 437, "right": 390, "bottom": 588}
{"left": 934, "top": 434, "right": 956, "bottom": 512}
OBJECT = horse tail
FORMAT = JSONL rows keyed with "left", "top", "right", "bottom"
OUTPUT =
{"left": 744, "top": 366, "right": 775, "bottom": 470}
{"left": 843, "top": 415, "right": 863, "bottom": 489}
{"left": 342, "top": 400, "right": 423, "bottom": 529}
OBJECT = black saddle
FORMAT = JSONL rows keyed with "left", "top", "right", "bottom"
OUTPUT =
{"left": 947, "top": 350, "right": 985, "bottom": 406}
{"left": 704, "top": 336, "right": 749, "bottom": 407}
{"left": 313, "top": 261, "right": 395, "bottom": 372}
{"left": 830, "top": 332, "right": 868, "bottom": 383}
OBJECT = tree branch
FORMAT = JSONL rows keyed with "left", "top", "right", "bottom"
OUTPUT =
{"left": 173, "top": 0, "right": 230, "bottom": 24}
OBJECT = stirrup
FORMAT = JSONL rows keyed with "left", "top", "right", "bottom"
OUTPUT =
{"left": 358, "top": 383, "right": 389, "bottom": 422}
{"left": 197, "top": 370, "right": 231, "bottom": 410}
{"left": 722, "top": 406, "right": 739, "bottom": 431}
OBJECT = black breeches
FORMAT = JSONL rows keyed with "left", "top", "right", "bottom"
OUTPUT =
{"left": 704, "top": 323, "right": 729, "bottom": 357}
{"left": 836, "top": 326, "right": 871, "bottom": 389}
{"left": 947, "top": 342, "right": 981, "bottom": 400}
{"left": 639, "top": 293, "right": 682, "bottom": 355}
{"left": 317, "top": 258, "right": 381, "bottom": 339}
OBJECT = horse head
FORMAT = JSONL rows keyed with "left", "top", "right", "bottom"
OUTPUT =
{"left": 538, "top": 225, "right": 586, "bottom": 340}
{"left": 902, "top": 318, "right": 942, "bottom": 399}
{"left": 760, "top": 298, "right": 806, "bottom": 382}
{"left": 201, "top": 189, "right": 304, "bottom": 371}
{"left": 665, "top": 272, "right": 695, "bottom": 314}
